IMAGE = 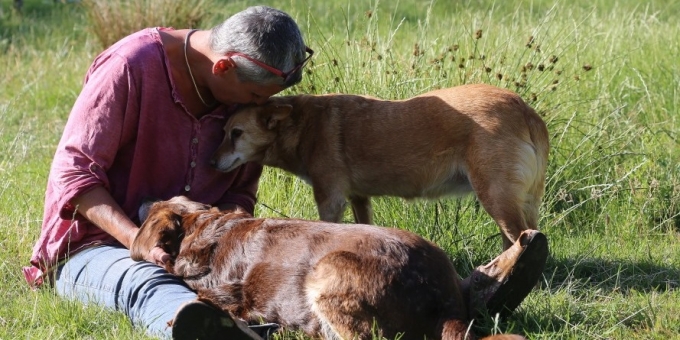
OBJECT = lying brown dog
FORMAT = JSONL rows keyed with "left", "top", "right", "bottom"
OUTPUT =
{"left": 131, "top": 196, "right": 548, "bottom": 340}
{"left": 210, "top": 84, "right": 550, "bottom": 250}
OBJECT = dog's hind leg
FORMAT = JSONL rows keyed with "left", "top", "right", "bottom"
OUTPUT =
{"left": 305, "top": 251, "right": 378, "bottom": 340}
{"left": 466, "top": 147, "right": 541, "bottom": 250}
{"left": 473, "top": 181, "right": 536, "bottom": 250}
{"left": 195, "top": 284, "right": 245, "bottom": 318}
{"left": 349, "top": 195, "right": 373, "bottom": 224}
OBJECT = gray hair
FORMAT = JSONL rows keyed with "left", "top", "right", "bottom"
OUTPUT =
{"left": 210, "top": 6, "right": 307, "bottom": 87}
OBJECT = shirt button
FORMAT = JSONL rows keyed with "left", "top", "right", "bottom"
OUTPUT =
{"left": 192, "top": 138, "right": 199, "bottom": 144}
{"left": 184, "top": 185, "right": 191, "bottom": 192}
{"left": 190, "top": 161, "right": 196, "bottom": 168}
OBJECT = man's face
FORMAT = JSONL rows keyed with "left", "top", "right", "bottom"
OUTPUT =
{"left": 221, "top": 79, "right": 284, "bottom": 106}
{"left": 211, "top": 59, "right": 286, "bottom": 106}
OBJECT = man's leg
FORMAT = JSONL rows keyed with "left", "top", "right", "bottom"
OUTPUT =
{"left": 55, "top": 245, "right": 196, "bottom": 339}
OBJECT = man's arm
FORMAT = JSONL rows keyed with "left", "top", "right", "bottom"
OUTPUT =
{"left": 70, "top": 186, "right": 170, "bottom": 266}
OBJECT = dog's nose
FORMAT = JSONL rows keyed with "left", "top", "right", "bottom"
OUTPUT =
{"left": 209, "top": 159, "right": 216, "bottom": 167}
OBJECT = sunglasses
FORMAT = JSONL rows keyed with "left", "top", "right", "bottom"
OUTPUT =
{"left": 225, "top": 46, "right": 314, "bottom": 83}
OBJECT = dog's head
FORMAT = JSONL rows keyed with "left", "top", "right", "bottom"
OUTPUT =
{"left": 210, "top": 98, "right": 293, "bottom": 172}
{"left": 130, "top": 196, "right": 212, "bottom": 263}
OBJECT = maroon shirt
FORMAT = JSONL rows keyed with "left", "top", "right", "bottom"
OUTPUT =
{"left": 23, "top": 27, "right": 263, "bottom": 287}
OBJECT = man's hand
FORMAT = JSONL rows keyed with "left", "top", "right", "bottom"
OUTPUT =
{"left": 131, "top": 226, "right": 173, "bottom": 267}
{"left": 145, "top": 246, "right": 172, "bottom": 267}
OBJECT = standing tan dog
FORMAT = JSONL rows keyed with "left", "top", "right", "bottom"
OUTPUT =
{"left": 210, "top": 84, "right": 549, "bottom": 250}
{"left": 131, "top": 196, "right": 547, "bottom": 340}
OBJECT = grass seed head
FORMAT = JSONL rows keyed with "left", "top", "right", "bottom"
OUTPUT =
{"left": 526, "top": 35, "right": 534, "bottom": 48}
{"left": 475, "top": 29, "right": 483, "bottom": 39}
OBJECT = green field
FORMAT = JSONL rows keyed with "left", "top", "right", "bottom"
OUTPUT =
{"left": 1, "top": 0, "right": 678, "bottom": 339}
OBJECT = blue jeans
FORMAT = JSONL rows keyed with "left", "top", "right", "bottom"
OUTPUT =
{"left": 55, "top": 245, "right": 197, "bottom": 339}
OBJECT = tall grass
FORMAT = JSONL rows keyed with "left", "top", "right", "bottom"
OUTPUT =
{"left": 1, "top": 0, "right": 678, "bottom": 339}
{"left": 81, "top": 0, "right": 209, "bottom": 49}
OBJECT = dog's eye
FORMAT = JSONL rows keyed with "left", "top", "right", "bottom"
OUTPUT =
{"left": 231, "top": 128, "right": 243, "bottom": 140}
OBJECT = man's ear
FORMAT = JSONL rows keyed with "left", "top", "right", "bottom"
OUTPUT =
{"left": 213, "top": 58, "right": 237, "bottom": 74}
{"left": 259, "top": 104, "right": 293, "bottom": 130}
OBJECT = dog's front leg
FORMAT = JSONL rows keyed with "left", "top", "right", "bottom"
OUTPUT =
{"left": 314, "top": 188, "right": 347, "bottom": 223}
{"left": 349, "top": 195, "right": 373, "bottom": 224}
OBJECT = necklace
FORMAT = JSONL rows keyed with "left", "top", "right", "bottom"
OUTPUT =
{"left": 184, "top": 29, "right": 215, "bottom": 107}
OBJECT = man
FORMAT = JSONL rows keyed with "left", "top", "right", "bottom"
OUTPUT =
{"left": 23, "top": 6, "right": 311, "bottom": 339}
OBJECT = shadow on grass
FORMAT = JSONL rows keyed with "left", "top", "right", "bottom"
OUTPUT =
{"left": 543, "top": 255, "right": 679, "bottom": 293}
{"left": 466, "top": 252, "right": 679, "bottom": 337}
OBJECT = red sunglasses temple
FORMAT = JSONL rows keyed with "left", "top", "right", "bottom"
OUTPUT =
{"left": 284, "top": 50, "right": 314, "bottom": 77}
{"left": 226, "top": 47, "right": 314, "bottom": 80}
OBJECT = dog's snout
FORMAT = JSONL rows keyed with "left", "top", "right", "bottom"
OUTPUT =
{"left": 209, "top": 158, "right": 217, "bottom": 168}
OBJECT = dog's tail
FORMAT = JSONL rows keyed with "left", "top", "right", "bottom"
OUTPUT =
{"left": 523, "top": 105, "right": 550, "bottom": 230}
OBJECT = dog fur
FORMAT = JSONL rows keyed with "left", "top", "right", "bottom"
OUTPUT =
{"left": 131, "top": 196, "right": 528, "bottom": 340}
{"left": 210, "top": 84, "right": 549, "bottom": 249}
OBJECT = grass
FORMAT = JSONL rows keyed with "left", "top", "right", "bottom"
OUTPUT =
{"left": 81, "top": 0, "right": 209, "bottom": 49}
{"left": 1, "top": 0, "right": 678, "bottom": 339}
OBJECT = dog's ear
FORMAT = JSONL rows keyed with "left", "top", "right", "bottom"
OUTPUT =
{"left": 260, "top": 104, "right": 293, "bottom": 130}
{"left": 157, "top": 215, "right": 184, "bottom": 259}
{"left": 131, "top": 208, "right": 182, "bottom": 263}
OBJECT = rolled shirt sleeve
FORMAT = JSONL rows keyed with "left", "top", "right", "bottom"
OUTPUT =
{"left": 52, "top": 49, "right": 134, "bottom": 220}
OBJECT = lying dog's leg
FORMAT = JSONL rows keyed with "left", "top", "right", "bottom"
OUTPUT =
{"left": 462, "top": 229, "right": 548, "bottom": 320}
{"left": 306, "top": 249, "right": 457, "bottom": 340}
{"left": 305, "top": 251, "right": 380, "bottom": 339}
{"left": 349, "top": 195, "right": 372, "bottom": 224}
{"left": 195, "top": 287, "right": 245, "bottom": 319}
{"left": 173, "top": 248, "right": 213, "bottom": 280}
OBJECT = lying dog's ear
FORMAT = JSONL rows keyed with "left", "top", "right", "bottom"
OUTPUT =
{"left": 130, "top": 208, "right": 183, "bottom": 263}
{"left": 157, "top": 216, "right": 184, "bottom": 259}
{"left": 260, "top": 104, "right": 293, "bottom": 130}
